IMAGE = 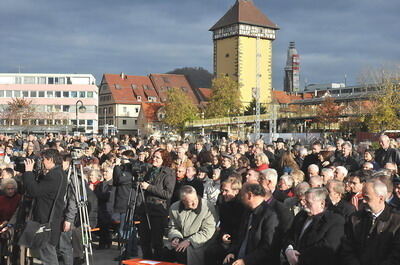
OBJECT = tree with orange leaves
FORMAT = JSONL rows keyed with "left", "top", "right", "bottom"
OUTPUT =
{"left": 317, "top": 95, "right": 345, "bottom": 130}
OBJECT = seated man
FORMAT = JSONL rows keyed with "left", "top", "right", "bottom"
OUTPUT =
{"left": 341, "top": 179, "right": 400, "bottom": 265}
{"left": 166, "top": 185, "right": 217, "bottom": 265}
{"left": 284, "top": 187, "right": 344, "bottom": 265}
{"left": 223, "top": 183, "right": 279, "bottom": 265}
{"left": 205, "top": 177, "right": 245, "bottom": 265}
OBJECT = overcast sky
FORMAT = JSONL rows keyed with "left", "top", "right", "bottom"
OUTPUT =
{"left": 1, "top": 0, "right": 399, "bottom": 90}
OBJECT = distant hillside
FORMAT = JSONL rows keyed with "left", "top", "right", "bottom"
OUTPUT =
{"left": 167, "top": 67, "right": 213, "bottom": 89}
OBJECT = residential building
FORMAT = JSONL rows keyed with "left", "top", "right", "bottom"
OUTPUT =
{"left": 98, "top": 73, "right": 161, "bottom": 136}
{"left": 0, "top": 73, "right": 98, "bottom": 134}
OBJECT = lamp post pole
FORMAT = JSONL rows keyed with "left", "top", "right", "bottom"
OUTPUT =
{"left": 75, "top": 100, "right": 85, "bottom": 133}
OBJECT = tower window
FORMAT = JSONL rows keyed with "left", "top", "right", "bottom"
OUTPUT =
{"left": 225, "top": 53, "right": 230, "bottom": 58}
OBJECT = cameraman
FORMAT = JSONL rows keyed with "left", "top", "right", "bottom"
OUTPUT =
{"left": 138, "top": 149, "right": 175, "bottom": 260}
{"left": 22, "top": 149, "right": 67, "bottom": 265}
{"left": 113, "top": 150, "right": 147, "bottom": 259}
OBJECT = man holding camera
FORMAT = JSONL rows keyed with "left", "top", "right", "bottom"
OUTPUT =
{"left": 22, "top": 149, "right": 67, "bottom": 265}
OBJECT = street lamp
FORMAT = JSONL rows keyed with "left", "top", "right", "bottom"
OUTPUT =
{"left": 201, "top": 112, "right": 205, "bottom": 136}
{"left": 75, "top": 100, "right": 86, "bottom": 133}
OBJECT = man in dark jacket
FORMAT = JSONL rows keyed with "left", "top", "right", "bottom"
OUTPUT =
{"left": 224, "top": 183, "right": 279, "bottom": 265}
{"left": 22, "top": 149, "right": 67, "bottom": 265}
{"left": 341, "top": 179, "right": 400, "bottom": 265}
{"left": 301, "top": 142, "right": 322, "bottom": 179}
{"left": 333, "top": 141, "right": 360, "bottom": 173}
{"left": 375, "top": 134, "right": 400, "bottom": 168}
{"left": 205, "top": 177, "right": 245, "bottom": 265}
{"left": 284, "top": 187, "right": 344, "bottom": 265}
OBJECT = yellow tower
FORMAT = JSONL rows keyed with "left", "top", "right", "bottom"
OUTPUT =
{"left": 210, "top": 0, "right": 279, "bottom": 106}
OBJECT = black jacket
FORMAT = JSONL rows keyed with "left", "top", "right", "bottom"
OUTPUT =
{"left": 273, "top": 189, "right": 289, "bottom": 203}
{"left": 340, "top": 204, "right": 400, "bottom": 265}
{"left": 267, "top": 197, "right": 294, "bottom": 265}
{"left": 140, "top": 166, "right": 175, "bottom": 217}
{"left": 22, "top": 166, "right": 67, "bottom": 245}
{"left": 284, "top": 210, "right": 345, "bottom": 265}
{"left": 113, "top": 165, "right": 134, "bottom": 213}
{"left": 375, "top": 147, "right": 400, "bottom": 168}
{"left": 220, "top": 166, "right": 235, "bottom": 183}
{"left": 216, "top": 195, "right": 245, "bottom": 242}
{"left": 334, "top": 155, "right": 360, "bottom": 173}
{"left": 326, "top": 198, "right": 356, "bottom": 222}
{"left": 229, "top": 201, "right": 279, "bottom": 265}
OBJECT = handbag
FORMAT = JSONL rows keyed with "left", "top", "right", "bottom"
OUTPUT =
{"left": 18, "top": 172, "right": 64, "bottom": 249}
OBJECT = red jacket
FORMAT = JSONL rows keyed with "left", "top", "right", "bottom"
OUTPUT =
{"left": 0, "top": 193, "right": 21, "bottom": 222}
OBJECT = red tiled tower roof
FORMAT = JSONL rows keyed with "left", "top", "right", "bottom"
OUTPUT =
{"left": 210, "top": 0, "right": 279, "bottom": 31}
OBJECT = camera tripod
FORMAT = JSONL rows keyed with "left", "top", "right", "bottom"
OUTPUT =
{"left": 68, "top": 160, "right": 93, "bottom": 265}
{"left": 118, "top": 174, "right": 151, "bottom": 265}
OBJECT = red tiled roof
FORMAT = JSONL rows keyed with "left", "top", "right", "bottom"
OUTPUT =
{"left": 272, "top": 91, "right": 299, "bottom": 104}
{"left": 210, "top": 0, "right": 279, "bottom": 31}
{"left": 140, "top": 102, "right": 164, "bottom": 123}
{"left": 198, "top": 87, "right": 213, "bottom": 101}
{"left": 102, "top": 74, "right": 159, "bottom": 104}
{"left": 149, "top": 74, "right": 200, "bottom": 105}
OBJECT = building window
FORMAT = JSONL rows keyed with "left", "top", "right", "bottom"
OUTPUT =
{"left": 48, "top": 77, "right": 54, "bottom": 84}
{"left": 24, "top": 77, "right": 35, "bottom": 84}
{"left": 108, "top": 107, "right": 112, "bottom": 113}
{"left": 54, "top": 105, "right": 61, "bottom": 112}
{"left": 0, "top": 91, "right": 4, "bottom": 97}
{"left": 38, "top": 77, "right": 46, "bottom": 84}
{"left": 134, "top": 120, "right": 137, "bottom": 125}
{"left": 79, "top": 120, "right": 85, "bottom": 125}
{"left": 6, "top": 91, "right": 12, "bottom": 97}
{"left": 47, "top": 91, "right": 54, "bottom": 97}
{"left": 46, "top": 105, "right": 53, "bottom": 112}
{"left": 63, "top": 105, "right": 70, "bottom": 112}
{"left": 55, "top": 91, "right": 61, "bottom": 97}
{"left": 122, "top": 120, "right": 127, "bottom": 125}
{"left": 63, "top": 91, "right": 69, "bottom": 98}
{"left": 135, "top": 108, "right": 139, "bottom": 113}
{"left": 22, "top": 91, "right": 29, "bottom": 97}
{"left": 87, "top": 120, "right": 93, "bottom": 126}
{"left": 123, "top": 106, "right": 127, "bottom": 113}
{"left": 14, "top": 91, "right": 21, "bottom": 97}
{"left": 59, "top": 77, "right": 65, "bottom": 84}
{"left": 15, "top": 77, "right": 22, "bottom": 84}
{"left": 137, "top": 96, "right": 141, "bottom": 101}
{"left": 31, "top": 91, "right": 37, "bottom": 97}
{"left": 79, "top": 91, "right": 85, "bottom": 98}
{"left": 71, "top": 91, "right": 78, "bottom": 98}
{"left": 38, "top": 91, "right": 45, "bottom": 97}
{"left": 87, "top": 91, "right": 93, "bottom": 98}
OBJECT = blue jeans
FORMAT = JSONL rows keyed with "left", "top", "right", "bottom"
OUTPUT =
{"left": 58, "top": 230, "right": 73, "bottom": 265}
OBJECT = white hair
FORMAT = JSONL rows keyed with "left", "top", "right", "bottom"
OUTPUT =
{"left": 368, "top": 179, "right": 388, "bottom": 198}
{"left": 335, "top": 166, "right": 348, "bottom": 176}
{"left": 263, "top": 168, "right": 278, "bottom": 185}
{"left": 299, "top": 147, "right": 308, "bottom": 157}
{"left": 1, "top": 178, "right": 18, "bottom": 191}
{"left": 321, "top": 168, "right": 334, "bottom": 177}
{"left": 280, "top": 174, "right": 294, "bottom": 188}
{"left": 308, "top": 164, "right": 319, "bottom": 173}
{"left": 305, "top": 187, "right": 328, "bottom": 201}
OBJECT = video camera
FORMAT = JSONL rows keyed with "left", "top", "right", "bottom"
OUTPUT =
{"left": 120, "top": 158, "right": 148, "bottom": 183}
{"left": 15, "top": 156, "right": 42, "bottom": 174}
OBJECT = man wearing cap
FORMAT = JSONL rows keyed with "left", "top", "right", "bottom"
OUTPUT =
{"left": 274, "top": 138, "right": 286, "bottom": 161}
{"left": 220, "top": 153, "right": 235, "bottom": 183}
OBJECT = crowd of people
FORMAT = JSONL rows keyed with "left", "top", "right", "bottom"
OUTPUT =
{"left": 0, "top": 132, "right": 400, "bottom": 265}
